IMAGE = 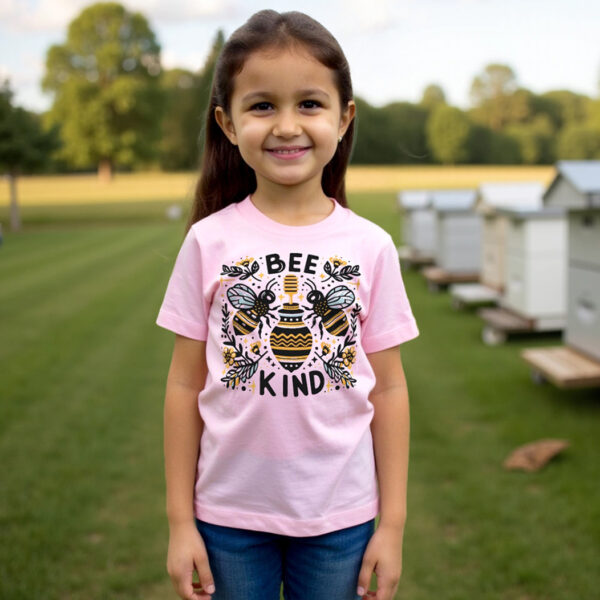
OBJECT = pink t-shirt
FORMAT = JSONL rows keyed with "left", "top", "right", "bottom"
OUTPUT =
{"left": 156, "top": 195, "right": 418, "bottom": 536}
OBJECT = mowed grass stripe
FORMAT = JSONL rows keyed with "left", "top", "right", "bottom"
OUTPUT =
{"left": 0, "top": 224, "right": 176, "bottom": 363}
{"left": 0, "top": 227, "right": 126, "bottom": 280}
{"left": 0, "top": 224, "right": 178, "bottom": 430}
{"left": 0, "top": 225, "right": 167, "bottom": 308}
{"left": 0, "top": 226, "right": 177, "bottom": 598}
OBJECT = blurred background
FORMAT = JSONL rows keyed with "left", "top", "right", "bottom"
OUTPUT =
{"left": 1, "top": 1, "right": 599, "bottom": 599}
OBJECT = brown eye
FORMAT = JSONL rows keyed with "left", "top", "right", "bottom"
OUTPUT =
{"left": 251, "top": 102, "right": 273, "bottom": 111}
{"left": 301, "top": 100, "right": 321, "bottom": 110}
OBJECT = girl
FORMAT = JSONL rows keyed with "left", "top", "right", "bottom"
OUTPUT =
{"left": 157, "top": 10, "right": 418, "bottom": 600}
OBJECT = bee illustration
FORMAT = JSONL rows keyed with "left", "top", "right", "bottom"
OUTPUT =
{"left": 227, "top": 279, "right": 277, "bottom": 337}
{"left": 303, "top": 280, "right": 355, "bottom": 337}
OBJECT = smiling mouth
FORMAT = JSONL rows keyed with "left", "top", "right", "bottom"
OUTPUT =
{"left": 265, "top": 146, "right": 311, "bottom": 161}
{"left": 266, "top": 146, "right": 311, "bottom": 155}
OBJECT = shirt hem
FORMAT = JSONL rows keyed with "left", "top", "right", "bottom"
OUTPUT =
{"left": 362, "top": 320, "right": 419, "bottom": 354}
{"left": 156, "top": 309, "right": 208, "bottom": 341}
{"left": 194, "top": 498, "right": 380, "bottom": 537}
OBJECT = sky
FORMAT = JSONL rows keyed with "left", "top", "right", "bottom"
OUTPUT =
{"left": 0, "top": 0, "right": 598, "bottom": 113}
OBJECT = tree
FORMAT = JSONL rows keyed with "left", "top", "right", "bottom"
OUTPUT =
{"left": 558, "top": 124, "right": 600, "bottom": 159}
{"left": 0, "top": 80, "right": 59, "bottom": 230}
{"left": 540, "top": 90, "right": 591, "bottom": 128}
{"left": 506, "top": 115, "right": 555, "bottom": 164}
{"left": 352, "top": 98, "right": 430, "bottom": 164}
{"left": 42, "top": 2, "right": 165, "bottom": 180}
{"left": 380, "top": 102, "right": 430, "bottom": 163}
{"left": 469, "top": 64, "right": 520, "bottom": 131}
{"left": 426, "top": 105, "right": 472, "bottom": 164}
{"left": 470, "top": 64, "right": 518, "bottom": 106}
{"left": 351, "top": 96, "right": 392, "bottom": 164}
{"left": 158, "top": 30, "right": 225, "bottom": 170}
{"left": 420, "top": 84, "right": 446, "bottom": 110}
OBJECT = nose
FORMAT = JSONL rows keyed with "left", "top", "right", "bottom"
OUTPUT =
{"left": 272, "top": 108, "right": 301, "bottom": 138}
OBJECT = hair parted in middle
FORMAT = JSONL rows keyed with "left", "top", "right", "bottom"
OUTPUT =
{"left": 188, "top": 9, "right": 355, "bottom": 228}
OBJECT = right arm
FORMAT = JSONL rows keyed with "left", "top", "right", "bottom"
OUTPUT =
{"left": 164, "top": 334, "right": 215, "bottom": 599}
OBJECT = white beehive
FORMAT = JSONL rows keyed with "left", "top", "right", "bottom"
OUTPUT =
{"left": 544, "top": 160, "right": 600, "bottom": 361}
{"left": 476, "top": 183, "right": 545, "bottom": 291}
{"left": 397, "top": 190, "right": 436, "bottom": 256}
{"left": 499, "top": 207, "right": 567, "bottom": 325}
{"left": 430, "top": 189, "right": 481, "bottom": 273}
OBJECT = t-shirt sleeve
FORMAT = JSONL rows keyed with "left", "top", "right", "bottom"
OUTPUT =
{"left": 156, "top": 228, "right": 209, "bottom": 341}
{"left": 360, "top": 235, "right": 419, "bottom": 353}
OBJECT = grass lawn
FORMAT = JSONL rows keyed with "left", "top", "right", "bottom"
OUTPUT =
{"left": 1, "top": 192, "right": 599, "bottom": 599}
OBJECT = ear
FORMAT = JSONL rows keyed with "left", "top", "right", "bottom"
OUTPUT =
{"left": 214, "top": 106, "right": 238, "bottom": 146}
{"left": 338, "top": 100, "right": 356, "bottom": 139}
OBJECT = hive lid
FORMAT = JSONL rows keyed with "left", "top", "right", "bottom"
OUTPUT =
{"left": 397, "top": 190, "right": 431, "bottom": 209}
{"left": 496, "top": 206, "right": 566, "bottom": 220}
{"left": 430, "top": 189, "right": 477, "bottom": 212}
{"left": 544, "top": 160, "right": 600, "bottom": 208}
{"left": 555, "top": 160, "right": 600, "bottom": 194}
{"left": 477, "top": 182, "right": 545, "bottom": 213}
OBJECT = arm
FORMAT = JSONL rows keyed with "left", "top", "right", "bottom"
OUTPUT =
{"left": 357, "top": 345, "right": 409, "bottom": 600}
{"left": 164, "top": 334, "right": 215, "bottom": 599}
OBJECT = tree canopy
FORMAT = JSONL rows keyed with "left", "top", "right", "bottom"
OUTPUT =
{"left": 42, "top": 2, "right": 165, "bottom": 179}
{"left": 0, "top": 80, "right": 59, "bottom": 229}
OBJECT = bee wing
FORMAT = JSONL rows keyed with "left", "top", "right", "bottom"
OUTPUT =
{"left": 326, "top": 285, "right": 355, "bottom": 309}
{"left": 227, "top": 284, "right": 257, "bottom": 309}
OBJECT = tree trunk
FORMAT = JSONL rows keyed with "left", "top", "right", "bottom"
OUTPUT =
{"left": 98, "top": 158, "right": 113, "bottom": 182}
{"left": 9, "top": 172, "right": 22, "bottom": 232}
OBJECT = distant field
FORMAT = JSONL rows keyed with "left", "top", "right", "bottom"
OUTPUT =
{"left": 0, "top": 165, "right": 554, "bottom": 208}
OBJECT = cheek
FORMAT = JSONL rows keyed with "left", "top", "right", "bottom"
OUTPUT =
{"left": 236, "top": 120, "right": 266, "bottom": 148}
{"left": 311, "top": 120, "right": 340, "bottom": 153}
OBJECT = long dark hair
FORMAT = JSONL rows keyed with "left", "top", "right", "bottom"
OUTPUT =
{"left": 187, "top": 10, "right": 355, "bottom": 229}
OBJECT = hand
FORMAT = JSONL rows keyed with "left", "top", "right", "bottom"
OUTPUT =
{"left": 167, "top": 520, "right": 216, "bottom": 600}
{"left": 356, "top": 523, "right": 404, "bottom": 600}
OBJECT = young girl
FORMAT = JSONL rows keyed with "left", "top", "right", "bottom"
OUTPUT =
{"left": 157, "top": 10, "right": 418, "bottom": 600}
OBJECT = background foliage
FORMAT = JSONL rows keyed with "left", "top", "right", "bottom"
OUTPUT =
{"left": 1, "top": 1, "right": 600, "bottom": 177}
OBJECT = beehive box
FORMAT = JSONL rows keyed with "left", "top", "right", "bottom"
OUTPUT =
{"left": 476, "top": 183, "right": 545, "bottom": 292}
{"left": 430, "top": 189, "right": 481, "bottom": 274}
{"left": 544, "top": 160, "right": 600, "bottom": 360}
{"left": 499, "top": 207, "right": 567, "bottom": 323}
{"left": 397, "top": 190, "right": 436, "bottom": 257}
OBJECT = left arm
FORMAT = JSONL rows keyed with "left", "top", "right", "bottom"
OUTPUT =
{"left": 357, "top": 345, "right": 409, "bottom": 600}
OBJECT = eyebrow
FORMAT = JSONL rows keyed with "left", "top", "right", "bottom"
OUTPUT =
{"left": 241, "top": 88, "right": 331, "bottom": 103}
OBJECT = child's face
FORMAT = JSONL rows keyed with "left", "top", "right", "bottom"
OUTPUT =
{"left": 215, "top": 45, "right": 355, "bottom": 194}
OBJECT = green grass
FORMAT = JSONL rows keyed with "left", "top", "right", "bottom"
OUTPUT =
{"left": 1, "top": 195, "right": 599, "bottom": 599}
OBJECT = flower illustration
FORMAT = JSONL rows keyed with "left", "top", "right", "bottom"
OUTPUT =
{"left": 329, "top": 257, "right": 347, "bottom": 268}
{"left": 251, "top": 342, "right": 261, "bottom": 354}
{"left": 223, "top": 347, "right": 237, "bottom": 366}
{"left": 321, "top": 342, "right": 331, "bottom": 355}
{"left": 342, "top": 347, "right": 356, "bottom": 367}
{"left": 237, "top": 257, "right": 254, "bottom": 266}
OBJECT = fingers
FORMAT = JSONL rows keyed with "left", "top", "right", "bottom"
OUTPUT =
{"left": 194, "top": 553, "right": 216, "bottom": 597}
{"left": 374, "top": 574, "right": 401, "bottom": 600}
{"left": 357, "top": 554, "right": 375, "bottom": 598}
{"left": 168, "top": 557, "right": 215, "bottom": 600}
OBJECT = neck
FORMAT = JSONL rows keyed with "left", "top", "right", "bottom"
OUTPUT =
{"left": 252, "top": 177, "right": 331, "bottom": 217}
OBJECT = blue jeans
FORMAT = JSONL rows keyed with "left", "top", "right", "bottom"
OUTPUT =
{"left": 195, "top": 518, "right": 375, "bottom": 600}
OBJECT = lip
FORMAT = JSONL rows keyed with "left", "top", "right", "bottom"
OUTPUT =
{"left": 265, "top": 146, "right": 311, "bottom": 160}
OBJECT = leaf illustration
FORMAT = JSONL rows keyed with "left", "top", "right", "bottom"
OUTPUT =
{"left": 339, "top": 266, "right": 354, "bottom": 279}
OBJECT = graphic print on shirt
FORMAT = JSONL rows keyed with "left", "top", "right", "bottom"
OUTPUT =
{"left": 219, "top": 253, "right": 362, "bottom": 397}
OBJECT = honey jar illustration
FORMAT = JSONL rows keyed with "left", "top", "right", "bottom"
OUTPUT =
{"left": 269, "top": 275, "right": 313, "bottom": 372}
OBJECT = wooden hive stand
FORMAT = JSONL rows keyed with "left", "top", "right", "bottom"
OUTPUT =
{"left": 522, "top": 346, "right": 600, "bottom": 389}
{"left": 478, "top": 306, "right": 564, "bottom": 346}
{"left": 397, "top": 245, "right": 435, "bottom": 269}
{"left": 422, "top": 266, "right": 479, "bottom": 293}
